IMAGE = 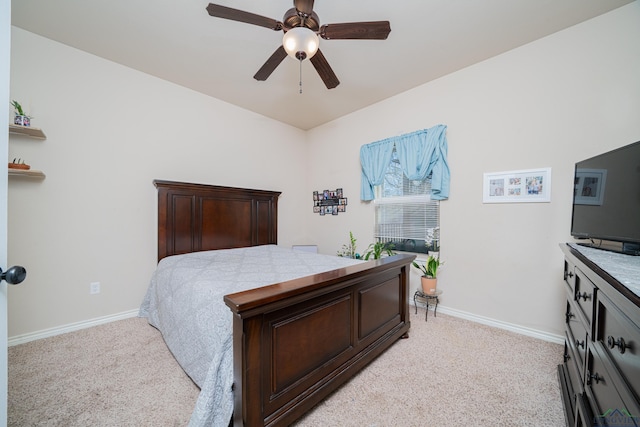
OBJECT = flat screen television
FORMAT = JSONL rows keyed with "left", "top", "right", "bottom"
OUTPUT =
{"left": 571, "top": 140, "right": 640, "bottom": 255}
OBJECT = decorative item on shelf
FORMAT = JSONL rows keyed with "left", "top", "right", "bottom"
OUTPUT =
{"left": 313, "top": 188, "right": 347, "bottom": 216}
{"left": 337, "top": 231, "right": 360, "bottom": 259}
{"left": 8, "top": 158, "right": 30, "bottom": 170}
{"left": 363, "top": 241, "right": 395, "bottom": 260}
{"left": 412, "top": 255, "right": 443, "bottom": 294}
{"left": 10, "top": 100, "right": 31, "bottom": 127}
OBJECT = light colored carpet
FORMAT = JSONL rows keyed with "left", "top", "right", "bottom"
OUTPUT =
{"left": 294, "top": 313, "right": 565, "bottom": 427}
{"left": 9, "top": 311, "right": 565, "bottom": 427}
{"left": 9, "top": 317, "right": 199, "bottom": 427}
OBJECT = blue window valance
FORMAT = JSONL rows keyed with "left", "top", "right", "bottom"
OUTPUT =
{"left": 360, "top": 124, "right": 450, "bottom": 201}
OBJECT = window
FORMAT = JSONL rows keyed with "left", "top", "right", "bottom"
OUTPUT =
{"left": 374, "top": 148, "right": 439, "bottom": 254}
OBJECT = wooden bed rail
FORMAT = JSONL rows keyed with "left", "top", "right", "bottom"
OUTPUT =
{"left": 225, "top": 254, "right": 415, "bottom": 314}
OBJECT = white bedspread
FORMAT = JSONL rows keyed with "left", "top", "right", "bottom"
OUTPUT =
{"left": 138, "top": 245, "right": 362, "bottom": 427}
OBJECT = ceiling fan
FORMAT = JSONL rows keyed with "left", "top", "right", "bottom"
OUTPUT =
{"left": 205, "top": 1, "right": 391, "bottom": 89}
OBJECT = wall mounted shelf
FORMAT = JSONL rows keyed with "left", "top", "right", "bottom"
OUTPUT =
{"left": 8, "top": 168, "right": 46, "bottom": 179}
{"left": 8, "top": 124, "right": 47, "bottom": 179}
{"left": 9, "top": 124, "right": 46, "bottom": 139}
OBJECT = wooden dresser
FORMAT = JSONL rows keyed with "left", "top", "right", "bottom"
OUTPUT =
{"left": 558, "top": 243, "right": 640, "bottom": 426}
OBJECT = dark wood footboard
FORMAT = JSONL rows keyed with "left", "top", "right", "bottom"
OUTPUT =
{"left": 225, "top": 253, "right": 414, "bottom": 427}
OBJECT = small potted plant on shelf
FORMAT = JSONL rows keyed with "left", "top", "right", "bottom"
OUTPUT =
{"left": 363, "top": 241, "right": 395, "bottom": 260}
{"left": 11, "top": 100, "right": 31, "bottom": 127}
{"left": 413, "top": 255, "right": 442, "bottom": 294}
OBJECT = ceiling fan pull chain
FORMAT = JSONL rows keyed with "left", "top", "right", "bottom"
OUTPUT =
{"left": 299, "top": 59, "right": 303, "bottom": 94}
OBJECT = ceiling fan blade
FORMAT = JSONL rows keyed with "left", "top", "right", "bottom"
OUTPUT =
{"left": 320, "top": 21, "right": 391, "bottom": 40}
{"left": 206, "top": 3, "right": 282, "bottom": 30}
{"left": 253, "top": 46, "right": 288, "bottom": 81}
{"left": 294, "top": 0, "right": 315, "bottom": 16}
{"left": 310, "top": 49, "right": 340, "bottom": 89}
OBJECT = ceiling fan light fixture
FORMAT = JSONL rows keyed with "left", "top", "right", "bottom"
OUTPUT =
{"left": 283, "top": 27, "right": 319, "bottom": 61}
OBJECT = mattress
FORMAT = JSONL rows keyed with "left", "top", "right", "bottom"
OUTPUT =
{"left": 139, "top": 245, "right": 362, "bottom": 426}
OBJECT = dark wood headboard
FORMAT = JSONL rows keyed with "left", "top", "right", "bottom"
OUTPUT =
{"left": 154, "top": 180, "right": 281, "bottom": 262}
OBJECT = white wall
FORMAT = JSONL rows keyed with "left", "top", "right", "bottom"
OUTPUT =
{"left": 306, "top": 3, "right": 640, "bottom": 337}
{"left": 7, "top": 28, "right": 310, "bottom": 337}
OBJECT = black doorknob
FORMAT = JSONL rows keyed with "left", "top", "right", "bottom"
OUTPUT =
{"left": 0, "top": 265, "right": 27, "bottom": 285}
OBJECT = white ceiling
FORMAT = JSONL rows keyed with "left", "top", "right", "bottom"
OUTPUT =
{"left": 11, "top": 0, "right": 633, "bottom": 130}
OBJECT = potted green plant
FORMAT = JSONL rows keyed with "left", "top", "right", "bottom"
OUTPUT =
{"left": 11, "top": 100, "right": 31, "bottom": 127}
{"left": 363, "top": 241, "right": 395, "bottom": 260}
{"left": 413, "top": 255, "right": 442, "bottom": 294}
{"left": 337, "top": 231, "right": 360, "bottom": 259}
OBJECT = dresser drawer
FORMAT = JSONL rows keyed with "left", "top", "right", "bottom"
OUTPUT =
{"left": 585, "top": 346, "right": 624, "bottom": 420}
{"left": 586, "top": 344, "right": 640, "bottom": 426}
{"left": 564, "top": 336, "right": 583, "bottom": 396}
{"left": 567, "top": 307, "right": 589, "bottom": 373}
{"left": 596, "top": 292, "right": 640, "bottom": 404}
{"left": 564, "top": 259, "right": 576, "bottom": 294}
{"left": 574, "top": 268, "right": 596, "bottom": 327}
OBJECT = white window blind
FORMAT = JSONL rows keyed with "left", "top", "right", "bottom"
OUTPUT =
{"left": 374, "top": 149, "right": 440, "bottom": 254}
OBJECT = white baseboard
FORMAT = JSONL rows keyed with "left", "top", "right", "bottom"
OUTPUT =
{"left": 415, "top": 303, "right": 564, "bottom": 345}
{"left": 8, "top": 309, "right": 140, "bottom": 347}
{"left": 10, "top": 305, "right": 564, "bottom": 347}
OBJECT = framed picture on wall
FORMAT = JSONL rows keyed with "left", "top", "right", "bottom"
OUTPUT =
{"left": 313, "top": 188, "right": 348, "bottom": 216}
{"left": 483, "top": 167, "right": 551, "bottom": 203}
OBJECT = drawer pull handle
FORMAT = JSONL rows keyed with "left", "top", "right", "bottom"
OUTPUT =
{"left": 587, "top": 371, "right": 602, "bottom": 385}
{"left": 576, "top": 291, "right": 592, "bottom": 302}
{"left": 565, "top": 312, "right": 575, "bottom": 323}
{"left": 607, "top": 336, "right": 629, "bottom": 354}
{"left": 575, "top": 339, "right": 585, "bottom": 349}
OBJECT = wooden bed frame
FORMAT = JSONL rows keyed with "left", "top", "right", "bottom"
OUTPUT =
{"left": 155, "top": 180, "right": 414, "bottom": 427}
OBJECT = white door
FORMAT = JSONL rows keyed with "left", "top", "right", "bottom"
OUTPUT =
{"left": 1, "top": 0, "right": 11, "bottom": 425}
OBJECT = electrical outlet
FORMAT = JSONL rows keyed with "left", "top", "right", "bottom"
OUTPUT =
{"left": 90, "top": 282, "right": 101, "bottom": 295}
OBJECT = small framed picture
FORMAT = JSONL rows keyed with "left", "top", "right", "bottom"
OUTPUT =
{"left": 483, "top": 168, "right": 551, "bottom": 203}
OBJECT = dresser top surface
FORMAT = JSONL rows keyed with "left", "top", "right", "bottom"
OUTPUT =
{"left": 569, "top": 243, "right": 640, "bottom": 298}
